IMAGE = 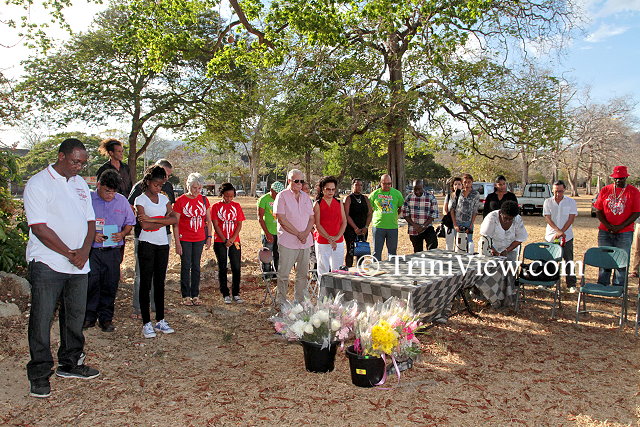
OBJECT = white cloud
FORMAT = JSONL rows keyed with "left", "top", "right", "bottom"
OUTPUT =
{"left": 585, "top": 23, "right": 630, "bottom": 42}
{"left": 597, "top": 0, "right": 640, "bottom": 17}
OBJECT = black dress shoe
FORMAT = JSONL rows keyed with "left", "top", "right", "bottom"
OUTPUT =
{"left": 99, "top": 321, "right": 115, "bottom": 332}
{"left": 82, "top": 320, "right": 96, "bottom": 330}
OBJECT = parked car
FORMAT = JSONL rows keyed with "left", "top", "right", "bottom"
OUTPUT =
{"left": 472, "top": 182, "right": 496, "bottom": 214}
{"left": 518, "top": 183, "right": 552, "bottom": 215}
{"left": 236, "top": 189, "right": 246, "bottom": 196}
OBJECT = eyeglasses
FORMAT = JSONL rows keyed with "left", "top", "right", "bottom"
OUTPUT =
{"left": 381, "top": 182, "right": 392, "bottom": 185}
{"left": 324, "top": 187, "right": 336, "bottom": 192}
{"left": 292, "top": 179, "right": 305, "bottom": 184}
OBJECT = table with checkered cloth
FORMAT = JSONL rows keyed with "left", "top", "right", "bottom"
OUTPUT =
{"left": 321, "top": 249, "right": 516, "bottom": 322}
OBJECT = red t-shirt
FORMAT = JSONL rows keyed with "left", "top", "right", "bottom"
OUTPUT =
{"left": 314, "top": 198, "right": 344, "bottom": 244}
{"left": 211, "top": 201, "right": 245, "bottom": 243}
{"left": 173, "top": 194, "right": 210, "bottom": 242}
{"left": 594, "top": 184, "right": 640, "bottom": 233}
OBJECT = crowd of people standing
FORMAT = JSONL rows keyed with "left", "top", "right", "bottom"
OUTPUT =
{"left": 21, "top": 136, "right": 640, "bottom": 399}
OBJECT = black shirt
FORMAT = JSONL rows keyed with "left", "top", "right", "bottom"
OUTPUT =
{"left": 96, "top": 160, "right": 133, "bottom": 197}
{"left": 482, "top": 191, "right": 518, "bottom": 218}
{"left": 128, "top": 180, "right": 175, "bottom": 238}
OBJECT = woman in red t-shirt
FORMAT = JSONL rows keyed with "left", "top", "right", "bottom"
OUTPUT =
{"left": 313, "top": 176, "right": 347, "bottom": 282}
{"left": 211, "top": 182, "right": 246, "bottom": 304}
{"left": 173, "top": 173, "right": 211, "bottom": 306}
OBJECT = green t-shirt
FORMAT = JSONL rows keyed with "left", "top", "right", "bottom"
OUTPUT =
{"left": 257, "top": 193, "right": 277, "bottom": 235}
{"left": 369, "top": 188, "right": 405, "bottom": 229}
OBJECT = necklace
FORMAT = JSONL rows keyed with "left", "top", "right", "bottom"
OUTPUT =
{"left": 352, "top": 194, "right": 363, "bottom": 203}
{"left": 608, "top": 185, "right": 627, "bottom": 215}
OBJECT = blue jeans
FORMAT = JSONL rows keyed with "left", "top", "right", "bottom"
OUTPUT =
{"left": 179, "top": 240, "right": 205, "bottom": 298}
{"left": 597, "top": 229, "right": 634, "bottom": 286}
{"left": 372, "top": 227, "right": 398, "bottom": 261}
{"left": 26, "top": 261, "right": 87, "bottom": 380}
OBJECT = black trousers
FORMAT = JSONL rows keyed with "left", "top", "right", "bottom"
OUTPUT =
{"left": 137, "top": 241, "right": 169, "bottom": 324}
{"left": 85, "top": 247, "right": 121, "bottom": 324}
{"left": 409, "top": 226, "right": 438, "bottom": 253}
{"left": 214, "top": 242, "right": 242, "bottom": 297}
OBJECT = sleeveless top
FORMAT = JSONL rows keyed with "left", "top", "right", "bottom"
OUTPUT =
{"left": 316, "top": 198, "right": 345, "bottom": 244}
{"left": 345, "top": 193, "right": 368, "bottom": 238}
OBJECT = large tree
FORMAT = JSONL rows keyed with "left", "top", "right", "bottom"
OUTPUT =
{"left": 18, "top": 4, "right": 222, "bottom": 182}
{"left": 122, "top": 0, "right": 575, "bottom": 188}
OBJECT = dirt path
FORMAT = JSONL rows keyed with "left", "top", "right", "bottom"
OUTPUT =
{"left": 1, "top": 195, "right": 638, "bottom": 426}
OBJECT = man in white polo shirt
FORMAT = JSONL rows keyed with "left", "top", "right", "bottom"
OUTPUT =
{"left": 24, "top": 138, "right": 100, "bottom": 398}
{"left": 543, "top": 180, "right": 578, "bottom": 292}
{"left": 273, "top": 169, "right": 315, "bottom": 307}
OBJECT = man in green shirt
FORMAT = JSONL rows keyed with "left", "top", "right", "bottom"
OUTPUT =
{"left": 257, "top": 181, "right": 285, "bottom": 273}
{"left": 369, "top": 174, "right": 404, "bottom": 261}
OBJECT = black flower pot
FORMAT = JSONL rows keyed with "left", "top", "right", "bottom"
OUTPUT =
{"left": 345, "top": 345, "right": 386, "bottom": 387}
{"left": 301, "top": 340, "right": 338, "bottom": 373}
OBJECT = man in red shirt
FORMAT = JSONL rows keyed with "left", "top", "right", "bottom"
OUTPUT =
{"left": 594, "top": 166, "right": 640, "bottom": 286}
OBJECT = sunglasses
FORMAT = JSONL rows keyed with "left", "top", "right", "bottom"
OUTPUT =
{"left": 292, "top": 179, "right": 305, "bottom": 184}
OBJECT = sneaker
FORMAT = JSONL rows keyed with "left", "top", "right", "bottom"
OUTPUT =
{"left": 29, "top": 377, "right": 51, "bottom": 398}
{"left": 224, "top": 296, "right": 232, "bottom": 304}
{"left": 568, "top": 286, "right": 577, "bottom": 294}
{"left": 55, "top": 364, "right": 100, "bottom": 380}
{"left": 233, "top": 296, "right": 244, "bottom": 304}
{"left": 154, "top": 319, "right": 175, "bottom": 334}
{"left": 143, "top": 322, "right": 156, "bottom": 338}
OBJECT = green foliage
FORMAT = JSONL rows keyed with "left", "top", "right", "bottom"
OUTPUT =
{"left": 0, "top": 150, "right": 28, "bottom": 273}
{"left": 19, "top": 132, "right": 104, "bottom": 179}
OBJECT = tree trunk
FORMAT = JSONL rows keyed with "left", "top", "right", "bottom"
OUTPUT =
{"left": 386, "top": 36, "right": 406, "bottom": 190}
{"left": 520, "top": 149, "right": 529, "bottom": 185}
{"left": 304, "top": 149, "right": 312, "bottom": 185}
{"left": 249, "top": 140, "right": 260, "bottom": 197}
{"left": 585, "top": 157, "right": 593, "bottom": 195}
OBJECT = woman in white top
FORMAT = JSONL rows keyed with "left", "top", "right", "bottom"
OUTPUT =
{"left": 134, "top": 165, "right": 178, "bottom": 339}
{"left": 479, "top": 200, "right": 528, "bottom": 262}
{"left": 443, "top": 177, "right": 462, "bottom": 250}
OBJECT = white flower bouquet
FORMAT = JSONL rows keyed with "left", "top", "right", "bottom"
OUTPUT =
{"left": 269, "top": 292, "right": 358, "bottom": 349}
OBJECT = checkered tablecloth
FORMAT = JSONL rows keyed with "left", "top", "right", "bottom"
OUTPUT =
{"left": 321, "top": 250, "right": 516, "bottom": 322}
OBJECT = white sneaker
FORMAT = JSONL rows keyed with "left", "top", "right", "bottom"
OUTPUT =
{"left": 142, "top": 322, "right": 156, "bottom": 338}
{"left": 568, "top": 286, "right": 577, "bottom": 294}
{"left": 154, "top": 319, "right": 175, "bottom": 334}
{"left": 233, "top": 296, "right": 244, "bottom": 304}
{"left": 224, "top": 296, "right": 232, "bottom": 304}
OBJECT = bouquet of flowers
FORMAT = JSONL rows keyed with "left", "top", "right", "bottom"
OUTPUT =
{"left": 269, "top": 292, "right": 358, "bottom": 349}
{"left": 352, "top": 297, "right": 422, "bottom": 361}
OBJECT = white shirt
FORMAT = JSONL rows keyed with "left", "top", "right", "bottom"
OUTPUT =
{"left": 480, "top": 210, "right": 528, "bottom": 253}
{"left": 135, "top": 193, "right": 170, "bottom": 245}
{"left": 542, "top": 196, "right": 578, "bottom": 242}
{"left": 24, "top": 165, "right": 95, "bottom": 274}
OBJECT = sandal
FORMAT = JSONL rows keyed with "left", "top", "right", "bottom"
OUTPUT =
{"left": 192, "top": 297, "right": 203, "bottom": 306}
{"left": 182, "top": 297, "right": 194, "bottom": 306}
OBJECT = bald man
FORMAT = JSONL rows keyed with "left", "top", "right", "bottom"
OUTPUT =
{"left": 369, "top": 174, "right": 404, "bottom": 261}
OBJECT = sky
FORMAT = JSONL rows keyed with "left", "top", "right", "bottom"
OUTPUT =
{"left": 1, "top": 0, "right": 640, "bottom": 147}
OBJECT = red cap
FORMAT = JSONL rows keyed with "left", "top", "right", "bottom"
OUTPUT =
{"left": 610, "top": 166, "right": 629, "bottom": 179}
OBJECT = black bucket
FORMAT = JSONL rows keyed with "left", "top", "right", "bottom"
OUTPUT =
{"left": 345, "top": 345, "right": 386, "bottom": 387}
{"left": 301, "top": 341, "right": 338, "bottom": 373}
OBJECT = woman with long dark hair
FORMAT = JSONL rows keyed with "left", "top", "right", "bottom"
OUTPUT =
{"left": 211, "top": 183, "right": 246, "bottom": 304}
{"left": 134, "top": 165, "right": 178, "bottom": 338}
{"left": 443, "top": 177, "right": 462, "bottom": 250}
{"left": 313, "top": 176, "right": 347, "bottom": 282}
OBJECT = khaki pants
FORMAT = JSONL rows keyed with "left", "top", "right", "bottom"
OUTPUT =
{"left": 276, "top": 245, "right": 310, "bottom": 306}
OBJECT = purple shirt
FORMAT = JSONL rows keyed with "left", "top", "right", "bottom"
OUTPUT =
{"left": 91, "top": 191, "right": 136, "bottom": 248}
{"left": 273, "top": 188, "right": 314, "bottom": 249}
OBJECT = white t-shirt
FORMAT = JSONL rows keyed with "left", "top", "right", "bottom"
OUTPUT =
{"left": 542, "top": 196, "right": 578, "bottom": 242}
{"left": 134, "top": 193, "right": 170, "bottom": 245}
{"left": 480, "top": 210, "right": 528, "bottom": 253}
{"left": 25, "top": 165, "right": 95, "bottom": 274}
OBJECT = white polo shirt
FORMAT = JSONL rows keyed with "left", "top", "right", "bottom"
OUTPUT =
{"left": 542, "top": 196, "right": 578, "bottom": 242}
{"left": 25, "top": 165, "right": 95, "bottom": 274}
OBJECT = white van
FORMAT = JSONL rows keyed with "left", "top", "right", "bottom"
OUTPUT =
{"left": 472, "top": 182, "right": 496, "bottom": 214}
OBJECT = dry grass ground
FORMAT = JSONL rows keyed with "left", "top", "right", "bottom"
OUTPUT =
{"left": 0, "top": 194, "right": 638, "bottom": 426}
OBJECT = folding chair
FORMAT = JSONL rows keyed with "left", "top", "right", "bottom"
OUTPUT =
{"left": 515, "top": 242, "right": 563, "bottom": 319}
{"left": 258, "top": 247, "right": 278, "bottom": 308}
{"left": 576, "top": 246, "right": 629, "bottom": 327}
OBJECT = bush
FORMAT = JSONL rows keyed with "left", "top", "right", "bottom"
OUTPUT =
{"left": 0, "top": 150, "right": 28, "bottom": 274}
